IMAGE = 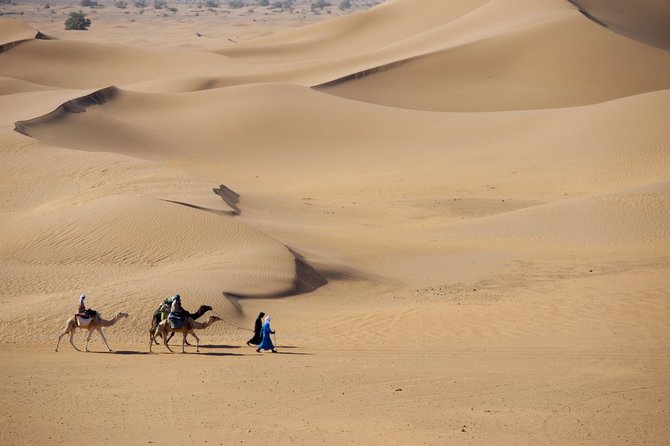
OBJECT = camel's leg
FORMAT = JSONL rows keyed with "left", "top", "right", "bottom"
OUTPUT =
{"left": 55, "top": 329, "right": 68, "bottom": 352}
{"left": 149, "top": 328, "right": 156, "bottom": 353}
{"left": 151, "top": 314, "right": 161, "bottom": 345}
{"left": 84, "top": 328, "right": 94, "bottom": 352}
{"left": 163, "top": 330, "right": 174, "bottom": 353}
{"left": 150, "top": 326, "right": 162, "bottom": 352}
{"left": 98, "top": 327, "right": 112, "bottom": 352}
{"left": 191, "top": 331, "right": 201, "bottom": 353}
{"left": 68, "top": 327, "right": 80, "bottom": 351}
{"left": 181, "top": 332, "right": 187, "bottom": 353}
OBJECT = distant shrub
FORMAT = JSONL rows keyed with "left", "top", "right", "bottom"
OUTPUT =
{"left": 338, "top": 0, "right": 350, "bottom": 10}
{"left": 168, "top": 6, "right": 177, "bottom": 12}
{"left": 271, "top": 0, "right": 292, "bottom": 9}
{"left": 113, "top": 0, "right": 128, "bottom": 8}
{"left": 134, "top": 0, "right": 146, "bottom": 7}
{"left": 228, "top": 0, "right": 244, "bottom": 7}
{"left": 204, "top": 0, "right": 219, "bottom": 7}
{"left": 153, "top": 0, "right": 166, "bottom": 8}
{"left": 311, "top": 0, "right": 330, "bottom": 12}
{"left": 257, "top": 0, "right": 269, "bottom": 5}
{"left": 65, "top": 10, "right": 91, "bottom": 30}
{"left": 80, "top": 0, "right": 99, "bottom": 7}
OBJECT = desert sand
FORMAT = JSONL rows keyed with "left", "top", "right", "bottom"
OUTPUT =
{"left": 1, "top": 0, "right": 669, "bottom": 444}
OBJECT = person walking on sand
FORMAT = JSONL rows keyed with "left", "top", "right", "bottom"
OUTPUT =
{"left": 256, "top": 315, "right": 277, "bottom": 353}
{"left": 246, "top": 312, "right": 265, "bottom": 346}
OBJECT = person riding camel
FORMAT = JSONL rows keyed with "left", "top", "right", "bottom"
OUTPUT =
{"left": 167, "top": 294, "right": 187, "bottom": 329}
{"left": 78, "top": 294, "right": 86, "bottom": 314}
{"left": 76, "top": 293, "right": 98, "bottom": 325}
{"left": 157, "top": 294, "right": 180, "bottom": 322}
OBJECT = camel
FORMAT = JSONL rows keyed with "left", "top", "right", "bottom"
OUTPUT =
{"left": 55, "top": 312, "right": 129, "bottom": 352}
{"left": 149, "top": 315, "right": 221, "bottom": 353}
{"left": 149, "top": 304, "right": 212, "bottom": 345}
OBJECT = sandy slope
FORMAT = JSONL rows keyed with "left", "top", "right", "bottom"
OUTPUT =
{"left": 1, "top": 0, "right": 669, "bottom": 444}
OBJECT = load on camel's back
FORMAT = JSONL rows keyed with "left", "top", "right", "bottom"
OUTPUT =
{"left": 148, "top": 294, "right": 212, "bottom": 345}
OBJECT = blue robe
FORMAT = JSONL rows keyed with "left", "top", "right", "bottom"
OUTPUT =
{"left": 258, "top": 321, "right": 275, "bottom": 351}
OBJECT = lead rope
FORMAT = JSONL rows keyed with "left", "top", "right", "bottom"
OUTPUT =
{"left": 211, "top": 311, "right": 254, "bottom": 332}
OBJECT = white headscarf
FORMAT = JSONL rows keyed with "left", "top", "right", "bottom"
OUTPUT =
{"left": 264, "top": 316, "right": 271, "bottom": 324}
{"left": 80, "top": 294, "right": 86, "bottom": 305}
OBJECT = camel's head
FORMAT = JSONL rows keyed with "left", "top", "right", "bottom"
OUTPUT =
{"left": 118, "top": 312, "right": 129, "bottom": 319}
{"left": 200, "top": 305, "right": 213, "bottom": 312}
{"left": 208, "top": 315, "right": 221, "bottom": 322}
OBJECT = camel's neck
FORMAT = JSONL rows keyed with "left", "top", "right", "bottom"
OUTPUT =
{"left": 100, "top": 314, "right": 122, "bottom": 327}
{"left": 190, "top": 318, "right": 215, "bottom": 330}
{"left": 190, "top": 306, "right": 210, "bottom": 320}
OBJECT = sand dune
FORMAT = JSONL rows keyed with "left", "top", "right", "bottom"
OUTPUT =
{"left": 436, "top": 180, "right": 670, "bottom": 250}
{"left": 0, "top": 20, "right": 42, "bottom": 47}
{"left": 317, "top": 0, "right": 670, "bottom": 111}
{"left": 1, "top": 0, "right": 670, "bottom": 444}
{"left": 0, "top": 36, "right": 250, "bottom": 89}
{"left": 15, "top": 84, "right": 670, "bottom": 196}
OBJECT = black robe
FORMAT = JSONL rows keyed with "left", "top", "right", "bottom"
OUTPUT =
{"left": 247, "top": 316, "right": 264, "bottom": 345}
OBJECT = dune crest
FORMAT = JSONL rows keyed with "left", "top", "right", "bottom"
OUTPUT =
{"left": 0, "top": 20, "right": 53, "bottom": 50}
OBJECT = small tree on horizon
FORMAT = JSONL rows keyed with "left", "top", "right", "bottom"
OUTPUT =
{"left": 338, "top": 0, "right": 351, "bottom": 10}
{"left": 311, "top": 0, "right": 330, "bottom": 12}
{"left": 64, "top": 10, "right": 91, "bottom": 30}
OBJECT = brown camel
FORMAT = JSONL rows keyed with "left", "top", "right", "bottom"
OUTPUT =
{"left": 149, "top": 304, "right": 212, "bottom": 345}
{"left": 149, "top": 315, "right": 221, "bottom": 353}
{"left": 55, "top": 312, "right": 129, "bottom": 352}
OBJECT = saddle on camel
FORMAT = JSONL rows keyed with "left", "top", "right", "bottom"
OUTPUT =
{"left": 149, "top": 294, "right": 212, "bottom": 345}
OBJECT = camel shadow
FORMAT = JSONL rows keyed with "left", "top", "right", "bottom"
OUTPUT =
{"left": 259, "top": 351, "right": 314, "bottom": 356}
{"left": 86, "top": 350, "right": 149, "bottom": 355}
{"left": 192, "top": 351, "right": 243, "bottom": 357}
{"left": 198, "top": 344, "right": 241, "bottom": 349}
{"left": 113, "top": 350, "right": 150, "bottom": 355}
